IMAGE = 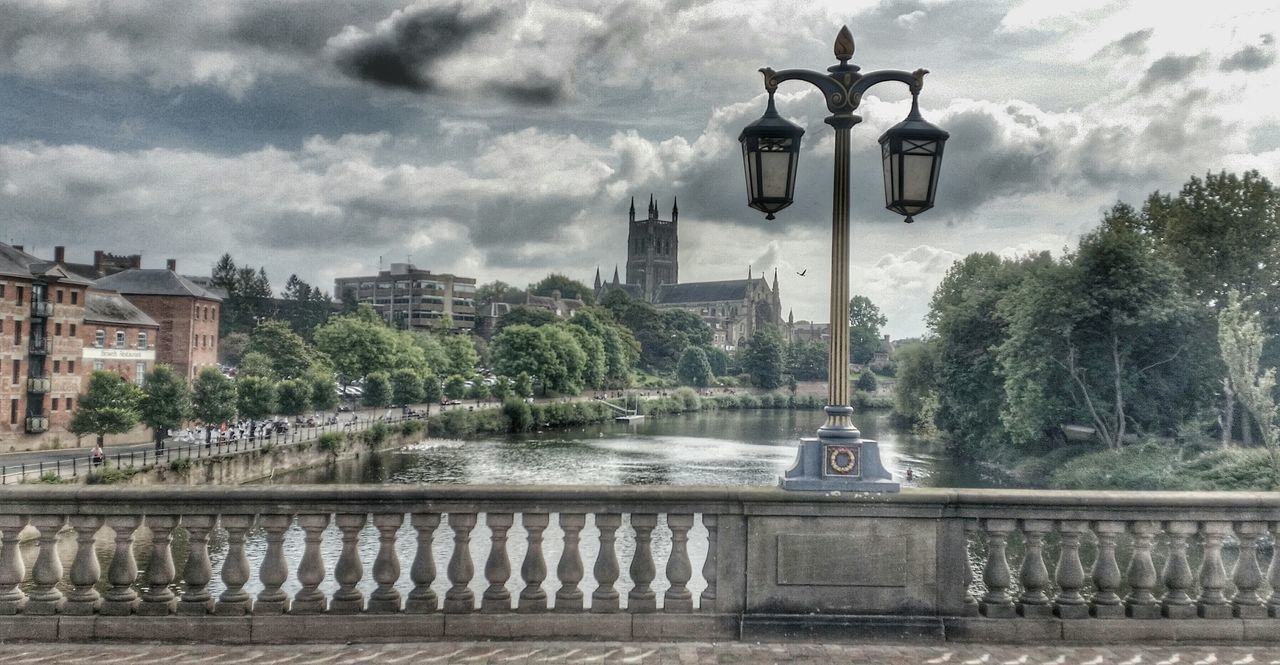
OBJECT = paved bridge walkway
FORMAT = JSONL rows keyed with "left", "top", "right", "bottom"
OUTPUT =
{"left": 2, "top": 642, "right": 1279, "bottom": 664}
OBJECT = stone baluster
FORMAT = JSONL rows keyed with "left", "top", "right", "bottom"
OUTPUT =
{"left": 1197, "top": 521, "right": 1232, "bottom": 619}
{"left": 1231, "top": 522, "right": 1267, "bottom": 618}
{"left": 1016, "top": 519, "right": 1051, "bottom": 618}
{"left": 665, "top": 514, "right": 695, "bottom": 613}
{"left": 1053, "top": 521, "right": 1088, "bottom": 619}
{"left": 405, "top": 513, "right": 440, "bottom": 613}
{"left": 482, "top": 513, "right": 513, "bottom": 612}
{"left": 215, "top": 514, "right": 255, "bottom": 615}
{"left": 25, "top": 515, "right": 67, "bottom": 615}
{"left": 1089, "top": 521, "right": 1125, "bottom": 618}
{"left": 0, "top": 516, "right": 27, "bottom": 615}
{"left": 368, "top": 513, "right": 405, "bottom": 613}
{"left": 291, "top": 514, "right": 330, "bottom": 614}
{"left": 978, "top": 518, "right": 1016, "bottom": 618}
{"left": 330, "top": 513, "right": 368, "bottom": 614}
{"left": 1161, "top": 521, "right": 1196, "bottom": 619}
{"left": 64, "top": 515, "right": 104, "bottom": 616}
{"left": 255, "top": 514, "right": 292, "bottom": 614}
{"left": 961, "top": 520, "right": 979, "bottom": 617}
{"left": 138, "top": 515, "right": 179, "bottom": 616}
{"left": 592, "top": 513, "right": 622, "bottom": 613}
{"left": 556, "top": 513, "right": 587, "bottom": 612}
{"left": 628, "top": 513, "right": 658, "bottom": 613}
{"left": 1124, "top": 521, "right": 1160, "bottom": 619}
{"left": 518, "top": 513, "right": 549, "bottom": 612}
{"left": 101, "top": 515, "right": 141, "bottom": 616}
{"left": 444, "top": 512, "right": 477, "bottom": 613}
{"left": 700, "top": 514, "right": 718, "bottom": 612}
{"left": 1267, "top": 521, "right": 1280, "bottom": 618}
{"left": 177, "top": 515, "right": 216, "bottom": 615}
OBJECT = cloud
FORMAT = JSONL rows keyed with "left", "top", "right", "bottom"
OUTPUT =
{"left": 329, "top": 3, "right": 502, "bottom": 93}
{"left": 1099, "top": 28, "right": 1154, "bottom": 57}
{"left": 1139, "top": 53, "right": 1205, "bottom": 91}
{"left": 1220, "top": 35, "right": 1276, "bottom": 72}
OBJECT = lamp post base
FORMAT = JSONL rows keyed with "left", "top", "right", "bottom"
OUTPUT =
{"left": 780, "top": 408, "right": 900, "bottom": 492}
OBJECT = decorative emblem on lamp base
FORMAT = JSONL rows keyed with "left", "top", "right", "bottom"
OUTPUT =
{"left": 780, "top": 407, "right": 899, "bottom": 492}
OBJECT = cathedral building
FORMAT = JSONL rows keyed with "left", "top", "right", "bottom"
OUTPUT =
{"left": 596, "top": 195, "right": 789, "bottom": 351}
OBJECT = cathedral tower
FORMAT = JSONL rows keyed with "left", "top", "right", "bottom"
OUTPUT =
{"left": 625, "top": 194, "right": 679, "bottom": 302}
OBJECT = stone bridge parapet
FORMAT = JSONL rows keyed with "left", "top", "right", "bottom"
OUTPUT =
{"left": 0, "top": 486, "right": 1277, "bottom": 644}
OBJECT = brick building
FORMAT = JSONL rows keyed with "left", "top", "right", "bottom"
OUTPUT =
{"left": 334, "top": 263, "right": 477, "bottom": 332}
{"left": 82, "top": 289, "right": 160, "bottom": 386}
{"left": 0, "top": 244, "right": 91, "bottom": 438}
{"left": 93, "top": 260, "right": 221, "bottom": 381}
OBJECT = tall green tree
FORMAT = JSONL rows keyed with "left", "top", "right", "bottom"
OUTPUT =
{"left": 529, "top": 273, "right": 595, "bottom": 304}
{"left": 362, "top": 371, "right": 393, "bottom": 408}
{"left": 422, "top": 372, "right": 443, "bottom": 405}
{"left": 494, "top": 305, "right": 558, "bottom": 334}
{"left": 742, "top": 329, "right": 785, "bottom": 389}
{"left": 276, "top": 378, "right": 312, "bottom": 416}
{"left": 787, "top": 339, "right": 828, "bottom": 381}
{"left": 70, "top": 371, "right": 143, "bottom": 448}
{"left": 540, "top": 324, "right": 588, "bottom": 394}
{"left": 247, "top": 320, "right": 319, "bottom": 380}
{"left": 391, "top": 368, "right": 425, "bottom": 405}
{"left": 192, "top": 367, "right": 237, "bottom": 442}
{"left": 491, "top": 325, "right": 557, "bottom": 394}
{"left": 314, "top": 307, "right": 425, "bottom": 385}
{"left": 564, "top": 324, "right": 607, "bottom": 389}
{"left": 848, "top": 295, "right": 887, "bottom": 365}
{"left": 140, "top": 365, "right": 189, "bottom": 451}
{"left": 676, "top": 347, "right": 714, "bottom": 387}
{"left": 236, "top": 375, "right": 277, "bottom": 421}
{"left": 305, "top": 367, "right": 338, "bottom": 412}
{"left": 1219, "top": 292, "right": 1280, "bottom": 481}
{"left": 892, "top": 339, "right": 940, "bottom": 428}
{"left": 440, "top": 334, "right": 479, "bottom": 377}
{"left": 444, "top": 375, "right": 468, "bottom": 400}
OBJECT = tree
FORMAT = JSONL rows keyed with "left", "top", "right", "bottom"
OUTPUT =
{"left": 444, "top": 375, "right": 468, "bottom": 400}
{"left": 279, "top": 274, "right": 332, "bottom": 339}
{"left": 218, "top": 332, "right": 250, "bottom": 366}
{"left": 676, "top": 347, "right": 714, "bottom": 387}
{"left": 422, "top": 372, "right": 443, "bottom": 405}
{"left": 494, "top": 305, "right": 558, "bottom": 334}
{"left": 787, "top": 339, "right": 828, "bottom": 381}
{"left": 491, "top": 325, "right": 557, "bottom": 394}
{"left": 247, "top": 320, "right": 320, "bottom": 380}
{"left": 529, "top": 273, "right": 595, "bottom": 304}
{"left": 306, "top": 367, "right": 338, "bottom": 412}
{"left": 236, "top": 375, "right": 277, "bottom": 421}
{"left": 467, "top": 381, "right": 489, "bottom": 405}
{"left": 410, "top": 332, "right": 451, "bottom": 373}
{"left": 514, "top": 372, "right": 534, "bottom": 399}
{"left": 362, "top": 371, "right": 392, "bottom": 408}
{"left": 849, "top": 295, "right": 887, "bottom": 365}
{"left": 70, "top": 371, "right": 142, "bottom": 448}
{"left": 564, "top": 324, "right": 607, "bottom": 389}
{"left": 139, "top": 365, "right": 189, "bottom": 451}
{"left": 570, "top": 308, "right": 639, "bottom": 387}
{"left": 856, "top": 371, "right": 878, "bottom": 392}
{"left": 276, "top": 378, "right": 312, "bottom": 416}
{"left": 236, "top": 351, "right": 275, "bottom": 379}
{"left": 742, "top": 330, "right": 785, "bottom": 389}
{"left": 391, "top": 368, "right": 425, "bottom": 405}
{"left": 192, "top": 367, "right": 237, "bottom": 442}
{"left": 314, "top": 308, "right": 424, "bottom": 385}
{"left": 540, "top": 324, "right": 588, "bottom": 394}
{"left": 440, "top": 334, "right": 480, "bottom": 377}
{"left": 476, "top": 280, "right": 522, "bottom": 315}
{"left": 1219, "top": 292, "right": 1280, "bottom": 481}
{"left": 892, "top": 339, "right": 940, "bottom": 427}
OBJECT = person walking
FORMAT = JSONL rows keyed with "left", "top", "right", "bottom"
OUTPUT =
{"left": 91, "top": 443, "right": 104, "bottom": 467}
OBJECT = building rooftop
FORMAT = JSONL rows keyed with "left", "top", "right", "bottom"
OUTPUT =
{"left": 655, "top": 279, "right": 762, "bottom": 305}
{"left": 94, "top": 269, "right": 223, "bottom": 300}
{"left": 83, "top": 290, "right": 160, "bottom": 327}
{"left": 0, "top": 244, "right": 92, "bottom": 284}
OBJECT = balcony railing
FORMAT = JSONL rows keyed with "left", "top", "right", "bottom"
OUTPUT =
{"left": 29, "top": 301, "right": 52, "bottom": 318}
{"left": 26, "top": 377, "right": 50, "bottom": 393}
{"left": 0, "top": 487, "right": 1277, "bottom": 644}
{"left": 23, "top": 416, "right": 48, "bottom": 433}
{"left": 27, "top": 338, "right": 49, "bottom": 355}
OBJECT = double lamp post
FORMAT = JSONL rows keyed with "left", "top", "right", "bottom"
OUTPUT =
{"left": 739, "top": 26, "right": 949, "bottom": 492}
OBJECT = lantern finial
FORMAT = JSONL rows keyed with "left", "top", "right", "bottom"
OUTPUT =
{"left": 834, "top": 26, "right": 855, "bottom": 63}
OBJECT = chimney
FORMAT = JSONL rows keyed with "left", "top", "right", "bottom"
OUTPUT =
{"left": 131, "top": 255, "right": 141, "bottom": 269}
{"left": 93, "top": 250, "right": 104, "bottom": 270}
{"left": 12, "top": 245, "right": 22, "bottom": 252}
{"left": 166, "top": 258, "right": 177, "bottom": 271}
{"left": 53, "top": 246, "right": 65, "bottom": 263}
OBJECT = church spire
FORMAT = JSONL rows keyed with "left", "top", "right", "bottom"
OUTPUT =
{"left": 788, "top": 308, "right": 794, "bottom": 325}
{"left": 649, "top": 193, "right": 656, "bottom": 219}
{"left": 773, "top": 267, "right": 779, "bottom": 292}
{"left": 671, "top": 196, "right": 679, "bottom": 224}
{"left": 612, "top": 265, "right": 620, "bottom": 285}
{"left": 748, "top": 265, "right": 752, "bottom": 281}
{"left": 629, "top": 196, "right": 635, "bottom": 223}
{"left": 594, "top": 267, "right": 601, "bottom": 290}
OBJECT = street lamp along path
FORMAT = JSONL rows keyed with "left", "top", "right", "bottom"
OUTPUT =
{"left": 740, "top": 26, "right": 948, "bottom": 492}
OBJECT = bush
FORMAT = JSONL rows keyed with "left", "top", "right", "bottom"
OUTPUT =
{"left": 361, "top": 422, "right": 390, "bottom": 445}
{"left": 400, "top": 419, "right": 425, "bottom": 437}
{"left": 503, "top": 398, "right": 534, "bottom": 432}
{"left": 168, "top": 458, "right": 192, "bottom": 473}
{"left": 673, "top": 387, "right": 701, "bottom": 412}
{"left": 317, "top": 432, "right": 344, "bottom": 454}
{"left": 36, "top": 472, "right": 63, "bottom": 484}
{"left": 87, "top": 464, "right": 139, "bottom": 485}
{"left": 1049, "top": 443, "right": 1187, "bottom": 490}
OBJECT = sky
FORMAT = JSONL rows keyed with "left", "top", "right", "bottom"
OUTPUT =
{"left": 1, "top": 0, "right": 1277, "bottom": 338}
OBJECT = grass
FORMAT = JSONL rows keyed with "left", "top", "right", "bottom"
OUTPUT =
{"left": 1048, "top": 442, "right": 1280, "bottom": 491}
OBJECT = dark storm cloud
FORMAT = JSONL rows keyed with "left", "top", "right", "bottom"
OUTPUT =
{"left": 1220, "top": 35, "right": 1276, "bottom": 72}
{"left": 1139, "top": 54, "right": 1205, "bottom": 91}
{"left": 332, "top": 4, "right": 503, "bottom": 92}
{"left": 1098, "top": 28, "right": 1154, "bottom": 57}
{"left": 230, "top": 4, "right": 392, "bottom": 54}
{"left": 494, "top": 76, "right": 568, "bottom": 106}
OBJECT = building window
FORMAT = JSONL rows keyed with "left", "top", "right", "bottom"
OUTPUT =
{"left": 69, "top": 323, "right": 76, "bottom": 336}
{"left": 53, "top": 360, "right": 60, "bottom": 373}
{"left": 0, "top": 318, "right": 4, "bottom": 335}
{"left": 54, "top": 322, "right": 62, "bottom": 336}
{"left": 70, "top": 291, "right": 78, "bottom": 305}
{"left": 68, "top": 360, "right": 75, "bottom": 374}
{"left": 9, "top": 399, "right": 16, "bottom": 425}
{"left": 56, "top": 289, "right": 64, "bottom": 304}
{"left": 13, "top": 323, "right": 20, "bottom": 345}
{"left": 193, "top": 336, "right": 198, "bottom": 348}
{"left": 137, "top": 332, "right": 147, "bottom": 349}
{"left": 212, "top": 308, "right": 217, "bottom": 321}
{"left": 51, "top": 398, "right": 59, "bottom": 412}
{"left": 66, "top": 397, "right": 74, "bottom": 412}
{"left": 135, "top": 362, "right": 146, "bottom": 386}
{"left": 115, "top": 331, "right": 125, "bottom": 349}
{"left": 11, "top": 359, "right": 18, "bottom": 384}
{"left": 0, "top": 285, "right": 5, "bottom": 299}
{"left": 94, "top": 361, "right": 104, "bottom": 371}
{"left": 15, "top": 286, "right": 23, "bottom": 306}
{"left": 95, "top": 329, "right": 105, "bottom": 348}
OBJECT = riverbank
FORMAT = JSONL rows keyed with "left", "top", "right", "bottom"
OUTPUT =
{"left": 1020, "top": 441, "right": 1280, "bottom": 491}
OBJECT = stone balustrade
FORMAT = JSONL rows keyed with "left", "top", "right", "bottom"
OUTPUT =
{"left": 0, "top": 486, "right": 1277, "bottom": 644}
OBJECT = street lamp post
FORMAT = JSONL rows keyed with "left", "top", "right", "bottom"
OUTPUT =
{"left": 741, "top": 26, "right": 948, "bottom": 492}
